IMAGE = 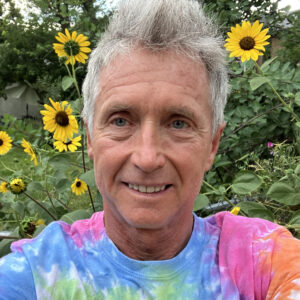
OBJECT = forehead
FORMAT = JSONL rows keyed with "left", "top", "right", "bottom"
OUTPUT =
{"left": 98, "top": 48, "right": 210, "bottom": 102}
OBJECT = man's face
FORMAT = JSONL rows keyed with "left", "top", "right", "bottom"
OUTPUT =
{"left": 87, "top": 48, "right": 223, "bottom": 230}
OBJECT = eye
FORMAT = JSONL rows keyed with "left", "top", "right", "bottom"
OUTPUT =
{"left": 113, "top": 117, "right": 127, "bottom": 127}
{"left": 171, "top": 120, "right": 187, "bottom": 129}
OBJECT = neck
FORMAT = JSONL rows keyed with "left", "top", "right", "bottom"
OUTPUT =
{"left": 104, "top": 209, "right": 194, "bottom": 261}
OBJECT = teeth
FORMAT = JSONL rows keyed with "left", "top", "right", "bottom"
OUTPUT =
{"left": 139, "top": 185, "right": 146, "bottom": 193}
{"left": 146, "top": 187, "right": 155, "bottom": 193}
{"left": 128, "top": 183, "right": 167, "bottom": 193}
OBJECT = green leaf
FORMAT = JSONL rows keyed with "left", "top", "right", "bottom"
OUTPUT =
{"left": 11, "top": 201, "right": 25, "bottom": 216}
{"left": 48, "top": 154, "right": 72, "bottom": 168}
{"left": 289, "top": 210, "right": 300, "bottom": 225}
{"left": 295, "top": 92, "right": 300, "bottom": 107}
{"left": 295, "top": 164, "right": 300, "bottom": 175}
{"left": 56, "top": 178, "right": 71, "bottom": 193}
{"left": 0, "top": 192, "right": 15, "bottom": 204}
{"left": 260, "top": 56, "right": 278, "bottom": 72}
{"left": 247, "top": 208, "right": 274, "bottom": 222}
{"left": 290, "top": 215, "right": 300, "bottom": 225}
{"left": 62, "top": 76, "right": 74, "bottom": 91}
{"left": 249, "top": 77, "right": 269, "bottom": 91}
{"left": 238, "top": 201, "right": 267, "bottom": 214}
{"left": 79, "top": 169, "right": 96, "bottom": 187}
{"left": 60, "top": 209, "right": 92, "bottom": 225}
{"left": 231, "top": 171, "right": 262, "bottom": 194}
{"left": 193, "top": 194, "right": 209, "bottom": 212}
{"left": 267, "top": 182, "right": 300, "bottom": 205}
{"left": 69, "top": 98, "right": 81, "bottom": 115}
{"left": 27, "top": 181, "right": 44, "bottom": 193}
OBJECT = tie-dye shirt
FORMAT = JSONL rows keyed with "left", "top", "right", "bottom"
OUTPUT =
{"left": 0, "top": 211, "right": 299, "bottom": 300}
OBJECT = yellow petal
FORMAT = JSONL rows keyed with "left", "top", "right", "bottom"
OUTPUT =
{"left": 53, "top": 43, "right": 64, "bottom": 49}
{"left": 76, "top": 34, "right": 88, "bottom": 43}
{"left": 55, "top": 36, "right": 66, "bottom": 44}
{"left": 72, "top": 31, "right": 77, "bottom": 40}
{"left": 78, "top": 52, "right": 88, "bottom": 60}
{"left": 251, "top": 21, "right": 264, "bottom": 37}
{"left": 65, "top": 28, "right": 71, "bottom": 39}
{"left": 254, "top": 44, "right": 266, "bottom": 51}
{"left": 80, "top": 47, "right": 91, "bottom": 53}
{"left": 78, "top": 40, "right": 91, "bottom": 47}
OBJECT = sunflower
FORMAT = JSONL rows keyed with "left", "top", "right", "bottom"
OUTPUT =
{"left": 71, "top": 178, "right": 88, "bottom": 196}
{"left": 21, "top": 139, "right": 38, "bottom": 166}
{"left": 9, "top": 178, "right": 26, "bottom": 194}
{"left": 0, "top": 181, "right": 8, "bottom": 194}
{"left": 54, "top": 135, "right": 81, "bottom": 152}
{"left": 53, "top": 28, "right": 91, "bottom": 65}
{"left": 40, "top": 98, "right": 78, "bottom": 142}
{"left": 0, "top": 131, "right": 12, "bottom": 155}
{"left": 225, "top": 20, "right": 270, "bottom": 62}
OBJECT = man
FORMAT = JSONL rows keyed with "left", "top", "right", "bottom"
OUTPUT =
{"left": 1, "top": 0, "right": 300, "bottom": 299}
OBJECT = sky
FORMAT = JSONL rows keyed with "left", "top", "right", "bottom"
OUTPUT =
{"left": 278, "top": 0, "right": 300, "bottom": 11}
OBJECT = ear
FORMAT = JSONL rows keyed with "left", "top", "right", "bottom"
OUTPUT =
{"left": 204, "top": 122, "right": 226, "bottom": 172}
{"left": 85, "top": 121, "right": 94, "bottom": 161}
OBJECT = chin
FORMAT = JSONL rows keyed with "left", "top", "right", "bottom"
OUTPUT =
{"left": 122, "top": 209, "right": 173, "bottom": 230}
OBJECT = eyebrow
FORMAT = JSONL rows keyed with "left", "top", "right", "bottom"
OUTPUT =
{"left": 101, "top": 102, "right": 198, "bottom": 121}
{"left": 101, "top": 103, "right": 134, "bottom": 117}
{"left": 164, "top": 105, "right": 198, "bottom": 121}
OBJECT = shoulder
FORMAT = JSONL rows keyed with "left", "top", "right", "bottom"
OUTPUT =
{"left": 205, "top": 212, "right": 300, "bottom": 299}
{"left": 205, "top": 211, "right": 297, "bottom": 264}
{"left": 205, "top": 211, "right": 285, "bottom": 243}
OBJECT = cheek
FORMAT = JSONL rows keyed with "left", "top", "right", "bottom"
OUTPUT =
{"left": 173, "top": 142, "right": 209, "bottom": 187}
{"left": 92, "top": 138, "right": 128, "bottom": 185}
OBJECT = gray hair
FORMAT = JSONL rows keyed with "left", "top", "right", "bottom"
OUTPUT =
{"left": 82, "top": 0, "right": 229, "bottom": 136}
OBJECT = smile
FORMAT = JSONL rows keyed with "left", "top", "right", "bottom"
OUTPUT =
{"left": 127, "top": 183, "right": 170, "bottom": 193}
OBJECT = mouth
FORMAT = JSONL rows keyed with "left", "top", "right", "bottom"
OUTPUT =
{"left": 124, "top": 182, "right": 172, "bottom": 194}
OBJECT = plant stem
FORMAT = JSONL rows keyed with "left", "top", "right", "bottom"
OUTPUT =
{"left": 81, "top": 133, "right": 95, "bottom": 212}
{"left": 44, "top": 188, "right": 70, "bottom": 211}
{"left": 45, "top": 190, "right": 58, "bottom": 215}
{"left": 24, "top": 191, "right": 56, "bottom": 220}
{"left": 65, "top": 63, "right": 81, "bottom": 102}
{"left": 255, "top": 62, "right": 300, "bottom": 123}
{"left": 0, "top": 235, "right": 19, "bottom": 240}
{"left": 15, "top": 213, "right": 25, "bottom": 238}
{"left": 71, "top": 63, "right": 82, "bottom": 101}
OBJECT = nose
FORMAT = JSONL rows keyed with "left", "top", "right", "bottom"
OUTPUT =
{"left": 130, "top": 122, "right": 166, "bottom": 173}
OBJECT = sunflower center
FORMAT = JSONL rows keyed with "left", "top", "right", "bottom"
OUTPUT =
{"left": 64, "top": 40, "right": 80, "bottom": 56}
{"left": 0, "top": 139, "right": 3, "bottom": 146}
{"left": 76, "top": 181, "right": 81, "bottom": 188}
{"left": 65, "top": 141, "right": 72, "bottom": 145}
{"left": 55, "top": 111, "right": 69, "bottom": 127}
{"left": 239, "top": 36, "right": 255, "bottom": 50}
